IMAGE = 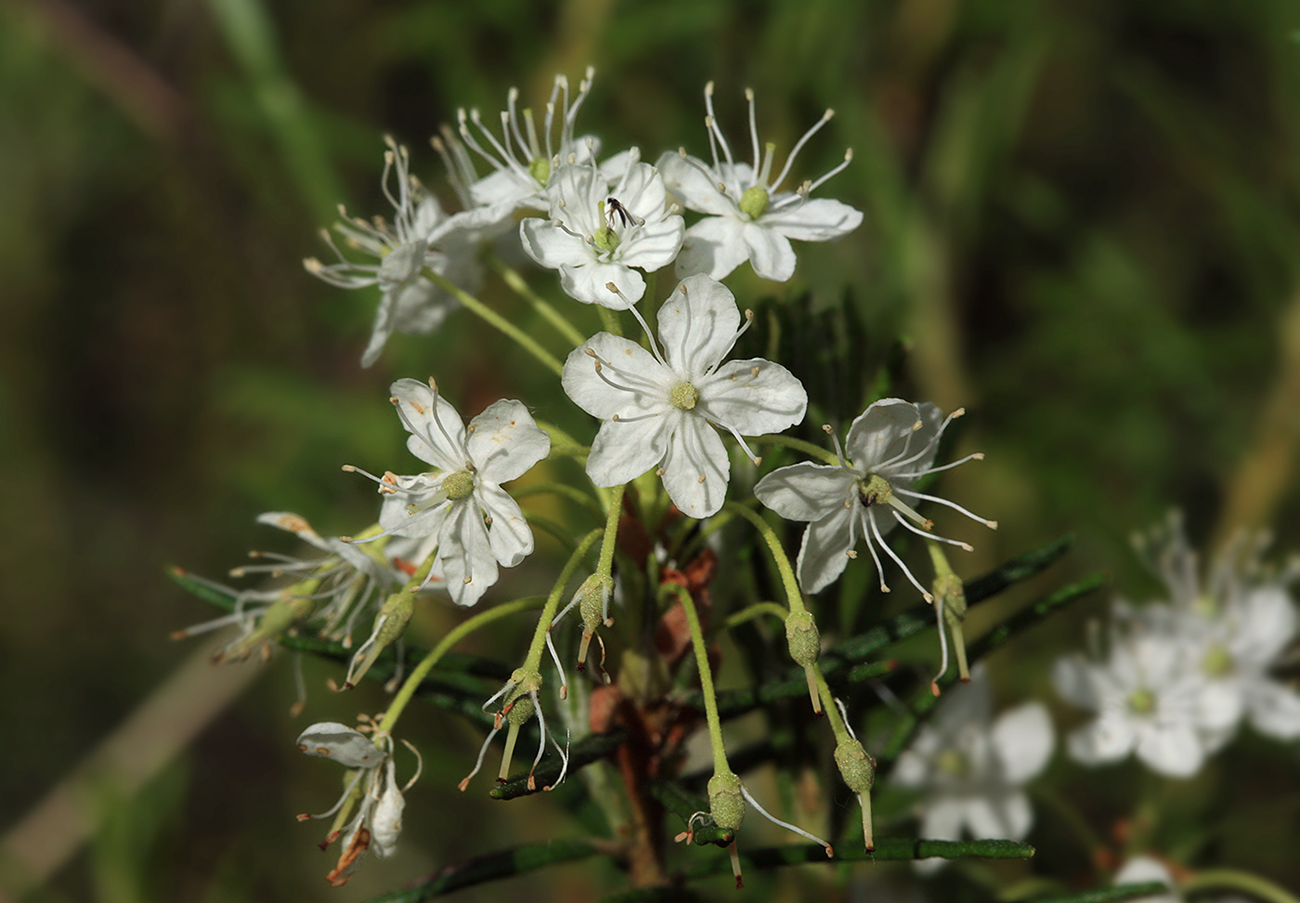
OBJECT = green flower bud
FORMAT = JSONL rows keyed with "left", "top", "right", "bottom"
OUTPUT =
{"left": 707, "top": 771, "right": 745, "bottom": 832}
{"left": 785, "top": 610, "right": 820, "bottom": 668}
{"left": 344, "top": 592, "right": 415, "bottom": 688}
{"left": 834, "top": 739, "right": 876, "bottom": 795}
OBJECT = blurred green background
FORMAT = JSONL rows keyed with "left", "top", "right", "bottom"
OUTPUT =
{"left": 2, "top": 0, "right": 1299, "bottom": 900}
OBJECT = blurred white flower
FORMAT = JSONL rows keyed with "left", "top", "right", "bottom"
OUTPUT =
{"left": 754, "top": 399, "right": 994, "bottom": 596}
{"left": 520, "top": 149, "right": 684, "bottom": 307}
{"left": 304, "top": 137, "right": 490, "bottom": 367}
{"left": 561, "top": 274, "right": 806, "bottom": 517}
{"left": 1130, "top": 514, "right": 1300, "bottom": 749}
{"left": 657, "top": 82, "right": 862, "bottom": 282}
{"left": 1054, "top": 632, "right": 1217, "bottom": 777}
{"left": 1115, "top": 856, "right": 1252, "bottom": 903}
{"left": 362, "top": 379, "right": 550, "bottom": 607}
{"left": 892, "top": 669, "right": 1053, "bottom": 873}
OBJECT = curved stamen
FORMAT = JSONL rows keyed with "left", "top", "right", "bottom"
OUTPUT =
{"left": 805, "top": 148, "right": 854, "bottom": 195}
{"left": 855, "top": 507, "right": 891, "bottom": 594}
{"left": 770, "top": 108, "right": 833, "bottom": 192}
{"left": 931, "top": 593, "right": 950, "bottom": 692}
{"left": 457, "top": 724, "right": 502, "bottom": 791}
{"left": 891, "top": 509, "right": 971, "bottom": 550}
{"left": 297, "top": 767, "right": 368, "bottom": 822}
{"left": 739, "top": 784, "right": 833, "bottom": 857}
{"left": 869, "top": 512, "right": 932, "bottom": 601}
{"left": 746, "top": 87, "right": 761, "bottom": 172}
{"left": 588, "top": 349, "right": 668, "bottom": 397}
{"left": 703, "top": 81, "right": 735, "bottom": 167}
{"left": 893, "top": 487, "right": 997, "bottom": 529}
{"left": 890, "top": 451, "right": 985, "bottom": 480}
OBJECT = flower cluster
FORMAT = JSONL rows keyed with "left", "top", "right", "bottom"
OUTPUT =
{"left": 1054, "top": 514, "right": 1300, "bottom": 777}
{"left": 175, "top": 67, "right": 1010, "bottom": 890}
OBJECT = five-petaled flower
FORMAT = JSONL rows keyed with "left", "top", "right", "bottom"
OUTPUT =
{"left": 362, "top": 379, "right": 550, "bottom": 607}
{"left": 754, "top": 399, "right": 995, "bottom": 597}
{"left": 521, "top": 149, "right": 684, "bottom": 307}
{"left": 561, "top": 274, "right": 806, "bottom": 517}
{"left": 657, "top": 82, "right": 862, "bottom": 282}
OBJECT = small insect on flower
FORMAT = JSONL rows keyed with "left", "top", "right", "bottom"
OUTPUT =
{"left": 605, "top": 196, "right": 637, "bottom": 228}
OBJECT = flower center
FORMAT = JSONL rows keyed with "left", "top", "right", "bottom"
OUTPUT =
{"left": 1126, "top": 687, "right": 1156, "bottom": 715}
{"left": 529, "top": 155, "right": 551, "bottom": 186}
{"left": 936, "top": 748, "right": 968, "bottom": 778}
{"left": 1202, "top": 644, "right": 1234, "bottom": 678}
{"left": 593, "top": 225, "right": 620, "bottom": 253}
{"left": 739, "top": 185, "right": 770, "bottom": 219}
{"left": 857, "top": 473, "right": 893, "bottom": 507}
{"left": 670, "top": 381, "right": 700, "bottom": 410}
{"left": 443, "top": 469, "right": 476, "bottom": 500}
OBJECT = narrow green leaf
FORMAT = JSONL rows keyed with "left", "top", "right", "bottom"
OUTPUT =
{"left": 1028, "top": 882, "right": 1170, "bottom": 903}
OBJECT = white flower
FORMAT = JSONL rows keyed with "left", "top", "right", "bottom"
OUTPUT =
{"left": 1114, "top": 857, "right": 1252, "bottom": 903}
{"left": 295, "top": 723, "right": 420, "bottom": 887}
{"left": 1054, "top": 632, "right": 1215, "bottom": 777}
{"left": 656, "top": 82, "right": 862, "bottom": 282}
{"left": 366, "top": 379, "right": 550, "bottom": 607}
{"left": 754, "top": 399, "right": 995, "bottom": 597}
{"left": 1128, "top": 515, "right": 1300, "bottom": 748}
{"left": 892, "top": 669, "right": 1053, "bottom": 873}
{"left": 304, "top": 137, "right": 490, "bottom": 367}
{"left": 561, "top": 274, "right": 806, "bottom": 517}
{"left": 520, "top": 149, "right": 684, "bottom": 307}
{"left": 456, "top": 67, "right": 600, "bottom": 227}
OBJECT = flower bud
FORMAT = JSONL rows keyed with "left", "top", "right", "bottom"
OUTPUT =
{"left": 833, "top": 738, "right": 875, "bottom": 794}
{"left": 345, "top": 591, "right": 415, "bottom": 689}
{"left": 707, "top": 771, "right": 745, "bottom": 832}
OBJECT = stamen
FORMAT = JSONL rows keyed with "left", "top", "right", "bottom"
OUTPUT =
{"left": 805, "top": 148, "right": 854, "bottom": 195}
{"left": 931, "top": 593, "right": 950, "bottom": 695}
{"left": 891, "top": 510, "right": 973, "bottom": 550}
{"left": 739, "top": 784, "right": 833, "bottom": 858}
{"left": 297, "top": 768, "right": 368, "bottom": 821}
{"left": 543, "top": 730, "right": 571, "bottom": 791}
{"left": 890, "top": 451, "right": 985, "bottom": 480}
{"left": 703, "top": 82, "right": 735, "bottom": 167}
{"left": 745, "top": 87, "right": 761, "bottom": 171}
{"left": 544, "top": 628, "right": 569, "bottom": 700}
{"left": 457, "top": 724, "right": 501, "bottom": 791}
{"left": 854, "top": 508, "right": 891, "bottom": 594}
{"left": 868, "top": 513, "right": 933, "bottom": 601}
{"left": 770, "top": 108, "right": 834, "bottom": 192}
{"left": 892, "top": 487, "right": 997, "bottom": 529}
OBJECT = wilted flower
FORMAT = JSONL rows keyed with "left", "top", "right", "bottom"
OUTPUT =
{"left": 657, "top": 82, "right": 862, "bottom": 282}
{"left": 295, "top": 721, "right": 421, "bottom": 887}
{"left": 561, "top": 274, "right": 806, "bottom": 517}
{"left": 754, "top": 399, "right": 994, "bottom": 597}
{"left": 892, "top": 668, "right": 1053, "bottom": 872}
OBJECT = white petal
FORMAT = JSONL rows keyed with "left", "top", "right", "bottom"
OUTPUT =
{"left": 741, "top": 222, "right": 797, "bottom": 282}
{"left": 796, "top": 506, "right": 856, "bottom": 593}
{"left": 379, "top": 480, "right": 452, "bottom": 541}
{"left": 921, "top": 797, "right": 966, "bottom": 841}
{"left": 477, "top": 483, "right": 534, "bottom": 568}
{"left": 519, "top": 218, "right": 592, "bottom": 269}
{"left": 991, "top": 704, "right": 1054, "bottom": 783}
{"left": 390, "top": 379, "right": 467, "bottom": 471}
{"left": 656, "top": 152, "right": 735, "bottom": 216}
{"left": 1135, "top": 722, "right": 1202, "bottom": 777}
{"left": 1114, "top": 858, "right": 1178, "bottom": 903}
{"left": 657, "top": 274, "right": 741, "bottom": 377}
{"left": 437, "top": 501, "right": 500, "bottom": 607}
{"left": 617, "top": 216, "right": 685, "bottom": 271}
{"left": 585, "top": 416, "right": 675, "bottom": 487}
{"left": 466, "top": 399, "right": 551, "bottom": 484}
{"left": 561, "top": 334, "right": 671, "bottom": 420}
{"left": 1196, "top": 679, "right": 1243, "bottom": 732}
{"left": 295, "top": 723, "right": 385, "bottom": 769}
{"left": 370, "top": 776, "right": 405, "bottom": 859}
{"left": 963, "top": 790, "right": 1032, "bottom": 840}
{"left": 560, "top": 260, "right": 645, "bottom": 308}
{"left": 1245, "top": 680, "right": 1300, "bottom": 739}
{"left": 698, "top": 358, "right": 807, "bottom": 435}
{"left": 1067, "top": 714, "right": 1135, "bottom": 765}
{"left": 659, "top": 417, "right": 730, "bottom": 517}
{"left": 762, "top": 197, "right": 864, "bottom": 241}
{"left": 674, "top": 217, "right": 750, "bottom": 280}
{"left": 1052, "top": 655, "right": 1100, "bottom": 709}
{"left": 845, "top": 399, "right": 927, "bottom": 472}
{"left": 755, "top": 463, "right": 854, "bottom": 522}
{"left": 1232, "top": 587, "right": 1297, "bottom": 662}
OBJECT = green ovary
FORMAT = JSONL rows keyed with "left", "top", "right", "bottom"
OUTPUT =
{"left": 739, "top": 185, "right": 769, "bottom": 219}
{"left": 1202, "top": 644, "right": 1234, "bottom": 677}
{"left": 443, "top": 470, "right": 475, "bottom": 500}
{"left": 936, "top": 748, "right": 969, "bottom": 779}
{"left": 529, "top": 156, "right": 551, "bottom": 185}
{"left": 670, "top": 382, "right": 699, "bottom": 410}
{"left": 1127, "top": 688, "right": 1156, "bottom": 715}
{"left": 593, "top": 225, "right": 620, "bottom": 253}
